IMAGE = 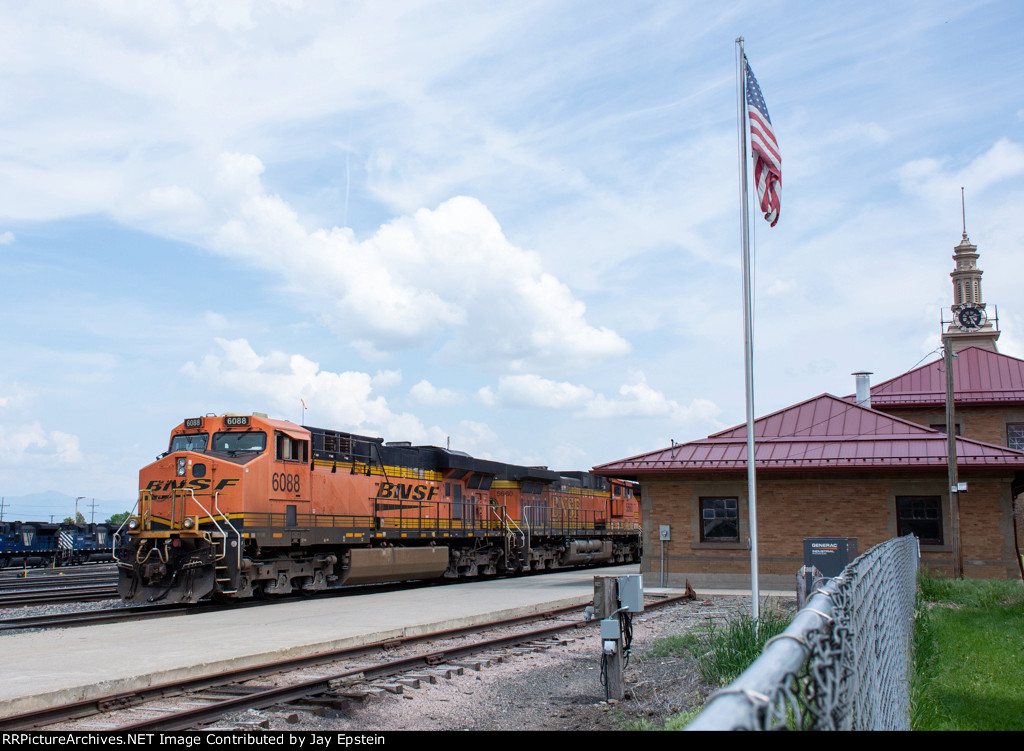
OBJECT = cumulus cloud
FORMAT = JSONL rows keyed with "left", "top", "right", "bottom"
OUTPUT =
{"left": 478, "top": 374, "right": 594, "bottom": 411}
{"left": 202, "top": 155, "right": 629, "bottom": 372}
{"left": 183, "top": 338, "right": 492, "bottom": 449}
{"left": 898, "top": 139, "right": 1024, "bottom": 201}
{"left": 477, "top": 371, "right": 721, "bottom": 424}
{"left": 371, "top": 370, "right": 403, "bottom": 391}
{"left": 0, "top": 422, "right": 82, "bottom": 465}
{"left": 409, "top": 380, "right": 463, "bottom": 407}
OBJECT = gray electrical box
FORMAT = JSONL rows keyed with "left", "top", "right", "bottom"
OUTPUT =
{"left": 601, "top": 618, "right": 621, "bottom": 640}
{"left": 617, "top": 573, "right": 644, "bottom": 613}
{"left": 594, "top": 574, "right": 644, "bottom": 617}
{"left": 659, "top": 524, "right": 671, "bottom": 541}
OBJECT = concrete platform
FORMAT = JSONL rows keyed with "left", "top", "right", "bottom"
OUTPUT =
{"left": 1, "top": 564, "right": 647, "bottom": 717}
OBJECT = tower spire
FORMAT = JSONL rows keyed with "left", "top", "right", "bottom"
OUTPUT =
{"left": 943, "top": 194, "right": 999, "bottom": 353}
{"left": 961, "top": 187, "right": 967, "bottom": 240}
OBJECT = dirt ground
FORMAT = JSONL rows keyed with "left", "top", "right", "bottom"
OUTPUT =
{"left": 232, "top": 594, "right": 783, "bottom": 732}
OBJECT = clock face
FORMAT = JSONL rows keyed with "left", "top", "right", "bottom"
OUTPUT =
{"left": 956, "top": 305, "right": 985, "bottom": 330}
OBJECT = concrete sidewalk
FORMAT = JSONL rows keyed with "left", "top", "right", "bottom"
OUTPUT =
{"left": 2, "top": 564, "right": 648, "bottom": 717}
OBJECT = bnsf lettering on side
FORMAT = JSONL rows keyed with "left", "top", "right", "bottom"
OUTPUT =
{"left": 145, "top": 479, "right": 240, "bottom": 492}
{"left": 376, "top": 482, "right": 439, "bottom": 501}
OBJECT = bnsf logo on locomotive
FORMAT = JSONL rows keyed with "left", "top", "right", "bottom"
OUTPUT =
{"left": 145, "top": 478, "right": 240, "bottom": 492}
{"left": 375, "top": 482, "right": 439, "bottom": 501}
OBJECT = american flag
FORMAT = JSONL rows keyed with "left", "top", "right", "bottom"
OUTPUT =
{"left": 744, "top": 56, "right": 781, "bottom": 227}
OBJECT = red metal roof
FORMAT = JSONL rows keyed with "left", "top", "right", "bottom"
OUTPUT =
{"left": 594, "top": 393, "right": 1024, "bottom": 476}
{"left": 854, "top": 347, "right": 1024, "bottom": 407}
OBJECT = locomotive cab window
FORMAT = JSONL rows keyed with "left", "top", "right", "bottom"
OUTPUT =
{"left": 169, "top": 433, "right": 209, "bottom": 453}
{"left": 276, "top": 432, "right": 308, "bottom": 463}
{"left": 211, "top": 431, "right": 266, "bottom": 453}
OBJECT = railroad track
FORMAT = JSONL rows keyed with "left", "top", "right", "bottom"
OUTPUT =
{"left": 0, "top": 585, "right": 119, "bottom": 608}
{"left": 0, "top": 563, "right": 116, "bottom": 579}
{"left": 0, "top": 578, "right": 435, "bottom": 632}
{"left": 0, "top": 601, "right": 211, "bottom": 631}
{"left": 0, "top": 565, "right": 120, "bottom": 607}
{"left": 0, "top": 574, "right": 117, "bottom": 590}
{"left": 1, "top": 594, "right": 692, "bottom": 731}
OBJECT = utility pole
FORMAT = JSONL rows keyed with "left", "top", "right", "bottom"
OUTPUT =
{"left": 943, "top": 339, "right": 963, "bottom": 578}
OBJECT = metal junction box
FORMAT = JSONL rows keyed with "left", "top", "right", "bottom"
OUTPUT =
{"left": 616, "top": 573, "right": 644, "bottom": 613}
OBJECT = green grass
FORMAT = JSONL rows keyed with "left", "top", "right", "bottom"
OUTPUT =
{"left": 913, "top": 571, "right": 1024, "bottom": 731}
{"left": 629, "top": 604, "right": 792, "bottom": 730}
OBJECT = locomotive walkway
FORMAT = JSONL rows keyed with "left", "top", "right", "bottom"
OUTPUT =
{"left": 1, "top": 564, "right": 649, "bottom": 717}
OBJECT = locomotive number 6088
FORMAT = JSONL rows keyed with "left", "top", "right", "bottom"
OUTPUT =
{"left": 272, "top": 472, "right": 300, "bottom": 493}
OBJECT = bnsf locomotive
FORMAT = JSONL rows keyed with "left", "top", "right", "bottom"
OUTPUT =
{"left": 116, "top": 413, "right": 640, "bottom": 603}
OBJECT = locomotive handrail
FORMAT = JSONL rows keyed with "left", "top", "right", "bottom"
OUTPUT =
{"left": 491, "top": 505, "right": 525, "bottom": 547}
{"left": 179, "top": 488, "right": 240, "bottom": 572}
{"left": 111, "top": 493, "right": 146, "bottom": 565}
{"left": 211, "top": 490, "right": 243, "bottom": 573}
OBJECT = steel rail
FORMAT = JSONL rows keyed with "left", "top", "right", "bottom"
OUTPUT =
{"left": 118, "top": 595, "right": 691, "bottom": 732}
{"left": 0, "top": 594, "right": 692, "bottom": 731}
{"left": 0, "top": 586, "right": 119, "bottom": 607}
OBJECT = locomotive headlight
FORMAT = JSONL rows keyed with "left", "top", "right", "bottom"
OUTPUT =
{"left": 183, "top": 516, "right": 196, "bottom": 529}
{"left": 128, "top": 517, "right": 140, "bottom": 531}
{"left": 176, "top": 457, "right": 187, "bottom": 477}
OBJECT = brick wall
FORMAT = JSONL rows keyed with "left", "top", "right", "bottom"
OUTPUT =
{"left": 640, "top": 469, "right": 1019, "bottom": 589}
{"left": 877, "top": 405, "right": 1024, "bottom": 448}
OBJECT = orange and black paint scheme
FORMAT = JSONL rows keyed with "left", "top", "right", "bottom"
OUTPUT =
{"left": 116, "top": 413, "right": 641, "bottom": 603}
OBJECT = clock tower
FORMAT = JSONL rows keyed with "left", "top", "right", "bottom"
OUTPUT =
{"left": 943, "top": 228, "right": 999, "bottom": 353}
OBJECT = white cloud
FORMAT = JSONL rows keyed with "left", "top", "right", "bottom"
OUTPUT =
{"left": 409, "top": 379, "right": 463, "bottom": 407}
{"left": 765, "top": 278, "right": 797, "bottom": 297}
{"left": 0, "top": 231, "right": 14, "bottom": 245}
{"left": 200, "top": 156, "right": 629, "bottom": 371}
{"left": 480, "top": 374, "right": 595, "bottom": 411}
{"left": 0, "top": 422, "right": 82, "bottom": 465}
{"left": 183, "top": 338, "right": 444, "bottom": 443}
{"left": 478, "top": 371, "right": 721, "bottom": 424}
{"left": 582, "top": 372, "right": 722, "bottom": 423}
{"left": 371, "top": 370, "right": 402, "bottom": 391}
{"left": 898, "top": 139, "right": 1024, "bottom": 202}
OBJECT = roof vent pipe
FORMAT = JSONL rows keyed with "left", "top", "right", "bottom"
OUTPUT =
{"left": 853, "top": 371, "right": 873, "bottom": 408}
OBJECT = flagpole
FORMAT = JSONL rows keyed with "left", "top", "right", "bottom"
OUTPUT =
{"left": 736, "top": 37, "right": 760, "bottom": 621}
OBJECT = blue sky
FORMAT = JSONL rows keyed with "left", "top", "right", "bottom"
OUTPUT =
{"left": 2, "top": 0, "right": 1023, "bottom": 522}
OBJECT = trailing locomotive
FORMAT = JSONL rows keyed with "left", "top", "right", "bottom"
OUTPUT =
{"left": 0, "top": 521, "right": 115, "bottom": 568}
{"left": 116, "top": 413, "right": 641, "bottom": 603}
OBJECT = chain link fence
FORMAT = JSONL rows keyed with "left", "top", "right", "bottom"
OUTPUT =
{"left": 686, "top": 534, "right": 920, "bottom": 730}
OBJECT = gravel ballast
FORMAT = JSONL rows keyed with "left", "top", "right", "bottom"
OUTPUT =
{"left": 226, "top": 594, "right": 795, "bottom": 732}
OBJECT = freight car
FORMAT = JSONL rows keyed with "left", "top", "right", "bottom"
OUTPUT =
{"left": 116, "top": 413, "right": 641, "bottom": 603}
{"left": 0, "top": 521, "right": 115, "bottom": 568}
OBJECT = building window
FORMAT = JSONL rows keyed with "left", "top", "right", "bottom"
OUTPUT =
{"left": 896, "top": 496, "right": 943, "bottom": 545}
{"left": 700, "top": 497, "right": 739, "bottom": 542}
{"left": 1008, "top": 424, "right": 1024, "bottom": 451}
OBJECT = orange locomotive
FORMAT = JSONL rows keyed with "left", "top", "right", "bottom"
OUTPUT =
{"left": 117, "top": 413, "right": 641, "bottom": 603}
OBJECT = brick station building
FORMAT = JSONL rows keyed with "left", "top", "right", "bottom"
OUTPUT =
{"left": 593, "top": 392, "right": 1024, "bottom": 589}
{"left": 593, "top": 230, "right": 1024, "bottom": 588}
